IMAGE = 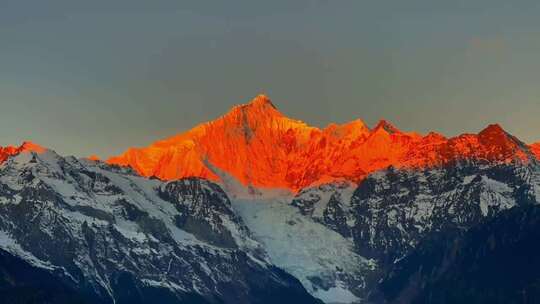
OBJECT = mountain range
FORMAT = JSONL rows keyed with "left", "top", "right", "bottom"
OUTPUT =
{"left": 106, "top": 95, "right": 540, "bottom": 191}
{"left": 1, "top": 95, "right": 539, "bottom": 304}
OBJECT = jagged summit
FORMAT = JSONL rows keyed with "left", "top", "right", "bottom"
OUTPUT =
{"left": 19, "top": 141, "right": 47, "bottom": 153}
{"left": 479, "top": 123, "right": 505, "bottom": 133}
{"left": 226, "top": 94, "right": 282, "bottom": 119}
{"left": 475, "top": 123, "right": 530, "bottom": 161}
{"left": 248, "top": 94, "right": 276, "bottom": 108}
{"left": 108, "top": 95, "right": 316, "bottom": 186}
{"left": 478, "top": 123, "right": 513, "bottom": 142}
{"left": 86, "top": 154, "right": 101, "bottom": 161}
{"left": 107, "top": 95, "right": 539, "bottom": 191}
{"left": 373, "top": 119, "right": 401, "bottom": 134}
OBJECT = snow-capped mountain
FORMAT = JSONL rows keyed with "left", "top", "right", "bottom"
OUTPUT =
{"left": 3, "top": 144, "right": 539, "bottom": 304}
{"left": 1, "top": 95, "right": 540, "bottom": 304}
{"left": 196, "top": 137, "right": 540, "bottom": 303}
{"left": 0, "top": 147, "right": 321, "bottom": 304}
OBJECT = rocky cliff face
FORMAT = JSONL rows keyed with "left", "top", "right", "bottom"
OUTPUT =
{"left": 290, "top": 159, "right": 540, "bottom": 301}
{"left": 348, "top": 161, "right": 539, "bottom": 265}
{"left": 380, "top": 204, "right": 540, "bottom": 304}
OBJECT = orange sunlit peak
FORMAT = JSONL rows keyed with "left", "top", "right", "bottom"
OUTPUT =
{"left": 373, "top": 119, "right": 402, "bottom": 134}
{"left": 223, "top": 94, "right": 283, "bottom": 121}
{"left": 477, "top": 124, "right": 520, "bottom": 144}
{"left": 250, "top": 94, "right": 275, "bottom": 107}
{"left": 19, "top": 141, "right": 47, "bottom": 154}
{"left": 87, "top": 155, "right": 101, "bottom": 161}
{"left": 0, "top": 141, "right": 47, "bottom": 164}
{"left": 479, "top": 123, "right": 507, "bottom": 135}
{"left": 235, "top": 94, "right": 277, "bottom": 111}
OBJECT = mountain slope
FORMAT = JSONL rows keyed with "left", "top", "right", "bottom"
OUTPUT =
{"left": 0, "top": 247, "right": 92, "bottom": 304}
{"left": 531, "top": 142, "right": 540, "bottom": 159}
{"left": 108, "top": 95, "right": 538, "bottom": 191}
{"left": 380, "top": 204, "right": 540, "bottom": 304}
{"left": 231, "top": 193, "right": 376, "bottom": 304}
{"left": 294, "top": 160, "right": 540, "bottom": 263}
{"left": 289, "top": 159, "right": 540, "bottom": 302}
{"left": 0, "top": 148, "right": 321, "bottom": 304}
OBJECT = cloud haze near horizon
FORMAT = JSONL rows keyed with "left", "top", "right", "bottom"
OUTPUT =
{"left": 1, "top": 0, "right": 539, "bottom": 157}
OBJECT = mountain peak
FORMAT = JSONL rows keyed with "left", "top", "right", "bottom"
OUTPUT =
{"left": 236, "top": 94, "right": 278, "bottom": 112}
{"left": 477, "top": 123, "right": 517, "bottom": 145}
{"left": 479, "top": 123, "right": 506, "bottom": 136}
{"left": 248, "top": 94, "right": 275, "bottom": 108}
{"left": 0, "top": 141, "right": 47, "bottom": 164}
{"left": 86, "top": 155, "right": 101, "bottom": 161}
{"left": 19, "top": 141, "right": 47, "bottom": 154}
{"left": 224, "top": 94, "right": 282, "bottom": 122}
{"left": 373, "top": 119, "right": 401, "bottom": 134}
{"left": 472, "top": 124, "right": 531, "bottom": 162}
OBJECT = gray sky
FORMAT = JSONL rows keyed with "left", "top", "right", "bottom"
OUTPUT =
{"left": 1, "top": 0, "right": 540, "bottom": 157}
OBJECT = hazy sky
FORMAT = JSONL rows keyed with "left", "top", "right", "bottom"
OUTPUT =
{"left": 1, "top": 0, "right": 540, "bottom": 158}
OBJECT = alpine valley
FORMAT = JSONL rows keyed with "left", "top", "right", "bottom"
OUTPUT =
{"left": 1, "top": 95, "right": 540, "bottom": 304}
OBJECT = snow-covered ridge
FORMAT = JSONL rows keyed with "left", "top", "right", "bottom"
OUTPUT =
{"left": 2, "top": 147, "right": 540, "bottom": 304}
{"left": 0, "top": 149, "right": 319, "bottom": 304}
{"left": 293, "top": 161, "right": 540, "bottom": 265}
